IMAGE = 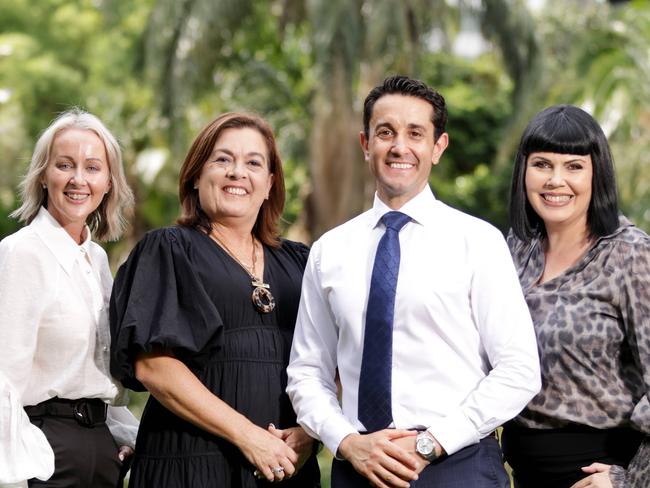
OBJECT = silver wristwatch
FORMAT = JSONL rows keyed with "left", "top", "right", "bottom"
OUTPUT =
{"left": 415, "top": 431, "right": 438, "bottom": 461}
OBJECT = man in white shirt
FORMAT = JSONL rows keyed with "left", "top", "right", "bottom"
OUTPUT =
{"left": 286, "top": 75, "right": 541, "bottom": 488}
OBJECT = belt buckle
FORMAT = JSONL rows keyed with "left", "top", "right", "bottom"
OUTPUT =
{"left": 73, "top": 400, "right": 96, "bottom": 427}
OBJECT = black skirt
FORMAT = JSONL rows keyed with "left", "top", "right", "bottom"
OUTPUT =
{"left": 502, "top": 421, "right": 644, "bottom": 488}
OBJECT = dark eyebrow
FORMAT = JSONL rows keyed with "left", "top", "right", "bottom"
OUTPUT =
{"left": 212, "top": 148, "right": 233, "bottom": 158}
{"left": 528, "top": 156, "right": 587, "bottom": 164}
{"left": 212, "top": 148, "right": 267, "bottom": 161}
{"left": 374, "top": 122, "right": 395, "bottom": 132}
{"left": 564, "top": 158, "right": 587, "bottom": 164}
{"left": 246, "top": 152, "right": 267, "bottom": 161}
{"left": 374, "top": 122, "right": 427, "bottom": 132}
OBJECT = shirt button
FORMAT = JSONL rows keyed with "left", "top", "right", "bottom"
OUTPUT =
{"left": 103, "top": 346, "right": 109, "bottom": 352}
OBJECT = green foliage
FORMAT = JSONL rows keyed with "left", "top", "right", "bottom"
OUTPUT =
{"left": 418, "top": 53, "right": 513, "bottom": 228}
{"left": 1, "top": 0, "right": 648, "bottom": 239}
{"left": 2, "top": 2, "right": 650, "bottom": 487}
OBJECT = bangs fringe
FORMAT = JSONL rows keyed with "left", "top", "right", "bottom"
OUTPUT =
{"left": 522, "top": 109, "right": 595, "bottom": 157}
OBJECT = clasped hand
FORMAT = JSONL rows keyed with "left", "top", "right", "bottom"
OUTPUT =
{"left": 338, "top": 429, "right": 426, "bottom": 488}
{"left": 238, "top": 422, "right": 314, "bottom": 483}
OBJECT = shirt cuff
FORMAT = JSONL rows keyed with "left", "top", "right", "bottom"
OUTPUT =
{"left": 426, "top": 410, "right": 481, "bottom": 455}
{"left": 319, "top": 416, "right": 359, "bottom": 459}
{"left": 106, "top": 406, "right": 139, "bottom": 448}
{"left": 0, "top": 385, "right": 54, "bottom": 483}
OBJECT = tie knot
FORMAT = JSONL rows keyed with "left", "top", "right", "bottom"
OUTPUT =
{"left": 381, "top": 211, "right": 410, "bottom": 232}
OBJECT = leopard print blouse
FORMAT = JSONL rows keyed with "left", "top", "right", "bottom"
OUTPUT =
{"left": 507, "top": 216, "right": 650, "bottom": 487}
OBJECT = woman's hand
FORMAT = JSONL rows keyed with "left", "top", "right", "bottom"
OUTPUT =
{"left": 117, "top": 445, "right": 134, "bottom": 462}
{"left": 569, "top": 463, "right": 613, "bottom": 488}
{"left": 135, "top": 351, "right": 298, "bottom": 482}
{"left": 235, "top": 423, "right": 298, "bottom": 483}
{"left": 268, "top": 424, "right": 315, "bottom": 471}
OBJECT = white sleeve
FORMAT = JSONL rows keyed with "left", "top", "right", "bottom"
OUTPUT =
{"left": 427, "top": 227, "right": 541, "bottom": 454}
{"left": 0, "top": 373, "right": 54, "bottom": 484}
{"left": 0, "top": 240, "right": 54, "bottom": 483}
{"left": 286, "top": 240, "right": 358, "bottom": 456}
{"left": 106, "top": 405, "right": 139, "bottom": 449}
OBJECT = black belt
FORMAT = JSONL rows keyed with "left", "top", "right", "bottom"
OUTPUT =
{"left": 24, "top": 397, "right": 107, "bottom": 427}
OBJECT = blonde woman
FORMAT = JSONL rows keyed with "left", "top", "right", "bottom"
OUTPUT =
{"left": 0, "top": 109, "right": 138, "bottom": 487}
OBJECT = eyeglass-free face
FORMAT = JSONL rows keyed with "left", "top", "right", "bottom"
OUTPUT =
{"left": 42, "top": 128, "right": 112, "bottom": 242}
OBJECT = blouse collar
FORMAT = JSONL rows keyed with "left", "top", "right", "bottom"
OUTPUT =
{"left": 33, "top": 207, "right": 92, "bottom": 275}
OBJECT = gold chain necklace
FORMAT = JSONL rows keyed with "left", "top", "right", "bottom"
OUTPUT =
{"left": 210, "top": 231, "right": 276, "bottom": 313}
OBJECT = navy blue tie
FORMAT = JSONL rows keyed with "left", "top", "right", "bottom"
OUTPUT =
{"left": 358, "top": 211, "right": 411, "bottom": 432}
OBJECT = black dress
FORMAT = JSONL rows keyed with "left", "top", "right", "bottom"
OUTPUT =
{"left": 109, "top": 226, "right": 320, "bottom": 488}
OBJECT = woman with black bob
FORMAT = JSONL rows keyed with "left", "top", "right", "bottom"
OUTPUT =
{"left": 110, "top": 112, "right": 320, "bottom": 487}
{"left": 502, "top": 104, "right": 650, "bottom": 488}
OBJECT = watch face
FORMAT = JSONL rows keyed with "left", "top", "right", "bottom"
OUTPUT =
{"left": 416, "top": 435, "right": 434, "bottom": 455}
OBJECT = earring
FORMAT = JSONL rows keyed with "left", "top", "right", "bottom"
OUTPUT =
{"left": 42, "top": 185, "right": 47, "bottom": 190}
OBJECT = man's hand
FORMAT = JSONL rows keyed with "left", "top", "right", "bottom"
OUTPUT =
{"left": 337, "top": 430, "right": 420, "bottom": 488}
{"left": 569, "top": 463, "right": 613, "bottom": 488}
{"left": 390, "top": 433, "right": 442, "bottom": 476}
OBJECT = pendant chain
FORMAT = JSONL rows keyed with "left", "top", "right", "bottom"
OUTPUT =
{"left": 209, "top": 229, "right": 276, "bottom": 313}
{"left": 210, "top": 231, "right": 260, "bottom": 281}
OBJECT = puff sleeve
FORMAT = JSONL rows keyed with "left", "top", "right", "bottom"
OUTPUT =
{"left": 110, "top": 227, "right": 224, "bottom": 391}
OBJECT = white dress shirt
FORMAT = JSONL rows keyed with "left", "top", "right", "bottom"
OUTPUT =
{"left": 287, "top": 186, "right": 541, "bottom": 457}
{"left": 0, "top": 207, "right": 138, "bottom": 485}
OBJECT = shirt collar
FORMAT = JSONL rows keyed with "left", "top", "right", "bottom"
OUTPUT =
{"left": 33, "top": 207, "right": 92, "bottom": 275}
{"left": 370, "top": 185, "right": 438, "bottom": 229}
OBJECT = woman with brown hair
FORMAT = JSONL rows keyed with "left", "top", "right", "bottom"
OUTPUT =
{"left": 110, "top": 112, "right": 320, "bottom": 487}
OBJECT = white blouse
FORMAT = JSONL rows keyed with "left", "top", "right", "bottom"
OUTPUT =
{"left": 0, "top": 207, "right": 138, "bottom": 485}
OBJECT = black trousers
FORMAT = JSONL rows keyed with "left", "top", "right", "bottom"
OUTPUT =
{"left": 332, "top": 437, "right": 510, "bottom": 488}
{"left": 27, "top": 415, "right": 123, "bottom": 488}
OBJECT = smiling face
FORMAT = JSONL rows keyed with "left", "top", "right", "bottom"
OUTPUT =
{"left": 525, "top": 151, "right": 593, "bottom": 234}
{"left": 42, "top": 128, "right": 111, "bottom": 242}
{"left": 360, "top": 94, "right": 448, "bottom": 209}
{"left": 195, "top": 127, "right": 274, "bottom": 228}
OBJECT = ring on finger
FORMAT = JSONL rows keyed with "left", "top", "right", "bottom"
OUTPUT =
{"left": 272, "top": 466, "right": 285, "bottom": 475}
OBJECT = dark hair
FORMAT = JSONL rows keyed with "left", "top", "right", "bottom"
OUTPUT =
{"left": 177, "top": 112, "right": 285, "bottom": 247}
{"left": 363, "top": 75, "right": 448, "bottom": 141}
{"left": 509, "top": 104, "right": 619, "bottom": 242}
